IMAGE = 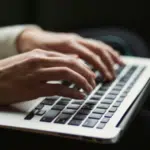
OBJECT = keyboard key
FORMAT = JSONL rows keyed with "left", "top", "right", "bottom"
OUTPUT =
{"left": 97, "top": 103, "right": 110, "bottom": 109}
{"left": 123, "top": 90, "right": 129, "bottom": 94}
{"left": 83, "top": 119, "right": 98, "bottom": 128}
{"left": 95, "top": 76, "right": 103, "bottom": 84}
{"left": 36, "top": 104, "right": 44, "bottom": 110}
{"left": 24, "top": 110, "right": 36, "bottom": 120}
{"left": 95, "top": 91, "right": 105, "bottom": 96}
{"left": 115, "top": 66, "right": 125, "bottom": 75}
{"left": 120, "top": 92, "right": 127, "bottom": 98}
{"left": 72, "top": 101, "right": 84, "bottom": 105}
{"left": 63, "top": 109, "right": 76, "bottom": 114}
{"left": 130, "top": 65, "right": 138, "bottom": 71}
{"left": 128, "top": 85, "right": 133, "bottom": 89}
{"left": 86, "top": 101, "right": 98, "bottom": 105}
{"left": 54, "top": 114, "right": 72, "bottom": 124}
{"left": 117, "top": 97, "right": 124, "bottom": 102}
{"left": 69, "top": 119, "right": 82, "bottom": 126}
{"left": 97, "top": 123, "right": 106, "bottom": 129}
{"left": 52, "top": 105, "right": 65, "bottom": 111}
{"left": 89, "top": 113, "right": 102, "bottom": 119}
{"left": 105, "top": 112, "right": 114, "bottom": 118}
{"left": 61, "top": 97, "right": 72, "bottom": 101}
{"left": 56, "top": 101, "right": 69, "bottom": 106}
{"left": 74, "top": 114, "right": 87, "bottom": 120}
{"left": 100, "top": 86, "right": 109, "bottom": 91}
{"left": 90, "top": 95, "right": 102, "bottom": 100}
{"left": 119, "top": 76, "right": 129, "bottom": 82}
{"left": 36, "top": 110, "right": 46, "bottom": 116}
{"left": 109, "top": 90, "right": 120, "bottom": 95}
{"left": 113, "top": 86, "right": 122, "bottom": 91}
{"left": 41, "top": 99, "right": 55, "bottom": 105}
{"left": 101, "top": 117, "right": 110, "bottom": 123}
{"left": 93, "top": 108, "right": 106, "bottom": 114}
{"left": 102, "top": 82, "right": 112, "bottom": 87}
{"left": 105, "top": 95, "right": 116, "bottom": 100}
{"left": 113, "top": 102, "right": 121, "bottom": 107}
{"left": 40, "top": 110, "right": 60, "bottom": 122}
{"left": 82, "top": 103, "right": 95, "bottom": 110}
{"left": 101, "top": 99, "right": 113, "bottom": 104}
{"left": 78, "top": 109, "right": 91, "bottom": 115}
{"left": 67, "top": 104, "right": 80, "bottom": 110}
{"left": 109, "top": 107, "right": 117, "bottom": 112}
{"left": 124, "top": 88, "right": 131, "bottom": 93}
{"left": 116, "top": 82, "right": 126, "bottom": 87}
{"left": 46, "top": 96, "right": 59, "bottom": 101}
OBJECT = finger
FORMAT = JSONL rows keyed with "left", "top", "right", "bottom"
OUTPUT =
{"left": 107, "top": 49, "right": 125, "bottom": 65}
{"left": 78, "top": 39, "right": 116, "bottom": 78}
{"left": 67, "top": 43, "right": 112, "bottom": 80}
{"left": 39, "top": 57, "right": 96, "bottom": 88}
{"left": 36, "top": 67, "right": 93, "bottom": 93}
{"left": 46, "top": 51, "right": 79, "bottom": 58}
{"left": 33, "top": 84, "right": 86, "bottom": 99}
{"left": 40, "top": 50, "right": 78, "bottom": 58}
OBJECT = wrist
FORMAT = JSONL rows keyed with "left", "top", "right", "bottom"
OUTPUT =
{"left": 16, "top": 27, "right": 42, "bottom": 53}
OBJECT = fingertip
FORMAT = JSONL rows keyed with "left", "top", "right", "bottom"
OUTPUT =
{"left": 120, "top": 59, "right": 126, "bottom": 65}
{"left": 92, "top": 72, "right": 96, "bottom": 78}
{"left": 79, "top": 92, "right": 86, "bottom": 99}
{"left": 91, "top": 79, "right": 96, "bottom": 88}
{"left": 87, "top": 84, "right": 93, "bottom": 93}
{"left": 73, "top": 91, "right": 86, "bottom": 99}
{"left": 106, "top": 72, "right": 113, "bottom": 81}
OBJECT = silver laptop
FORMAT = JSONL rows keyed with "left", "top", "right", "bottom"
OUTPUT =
{"left": 0, "top": 56, "right": 150, "bottom": 144}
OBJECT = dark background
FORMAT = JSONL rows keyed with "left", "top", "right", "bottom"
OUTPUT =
{"left": 1, "top": 0, "right": 150, "bottom": 45}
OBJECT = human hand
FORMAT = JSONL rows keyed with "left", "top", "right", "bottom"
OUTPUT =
{"left": 17, "top": 28, "right": 124, "bottom": 81}
{"left": 0, "top": 49, "right": 96, "bottom": 105}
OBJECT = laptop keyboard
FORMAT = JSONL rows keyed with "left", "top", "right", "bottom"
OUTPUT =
{"left": 24, "top": 65, "right": 146, "bottom": 129}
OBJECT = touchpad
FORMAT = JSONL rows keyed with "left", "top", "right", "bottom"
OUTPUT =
{"left": 0, "top": 98, "right": 42, "bottom": 113}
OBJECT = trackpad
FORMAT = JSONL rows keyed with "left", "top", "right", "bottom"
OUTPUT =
{"left": 0, "top": 98, "right": 42, "bottom": 113}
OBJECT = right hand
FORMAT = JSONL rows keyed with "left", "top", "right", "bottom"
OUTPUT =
{"left": 0, "top": 49, "right": 96, "bottom": 105}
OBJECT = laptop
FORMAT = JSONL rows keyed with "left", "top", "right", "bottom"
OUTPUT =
{"left": 0, "top": 55, "right": 150, "bottom": 144}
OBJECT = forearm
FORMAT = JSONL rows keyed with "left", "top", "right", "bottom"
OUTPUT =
{"left": 0, "top": 24, "right": 40, "bottom": 59}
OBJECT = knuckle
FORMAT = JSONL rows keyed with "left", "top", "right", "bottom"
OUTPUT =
{"left": 28, "top": 55, "right": 40, "bottom": 64}
{"left": 68, "top": 33, "right": 79, "bottom": 38}
{"left": 26, "top": 53, "right": 45, "bottom": 69}
{"left": 61, "top": 67, "right": 71, "bottom": 76}
{"left": 32, "top": 49, "right": 43, "bottom": 54}
{"left": 68, "top": 58, "right": 77, "bottom": 67}
{"left": 63, "top": 37, "right": 76, "bottom": 46}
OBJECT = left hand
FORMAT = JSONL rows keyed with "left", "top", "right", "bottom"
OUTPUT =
{"left": 17, "top": 27, "right": 124, "bottom": 80}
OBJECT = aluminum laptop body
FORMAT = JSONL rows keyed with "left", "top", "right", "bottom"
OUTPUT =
{"left": 0, "top": 56, "right": 150, "bottom": 144}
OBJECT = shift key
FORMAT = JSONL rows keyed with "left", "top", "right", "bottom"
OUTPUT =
{"left": 40, "top": 110, "right": 60, "bottom": 122}
{"left": 83, "top": 118, "right": 98, "bottom": 128}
